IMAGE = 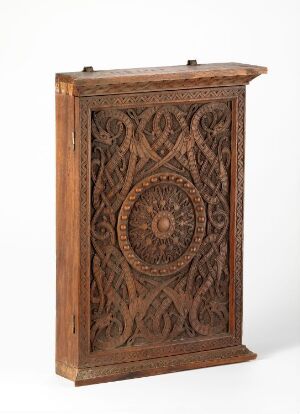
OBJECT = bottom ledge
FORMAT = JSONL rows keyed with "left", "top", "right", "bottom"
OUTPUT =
{"left": 56, "top": 344, "right": 256, "bottom": 386}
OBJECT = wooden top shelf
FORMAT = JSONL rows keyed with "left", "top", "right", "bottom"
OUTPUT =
{"left": 56, "top": 62, "right": 267, "bottom": 96}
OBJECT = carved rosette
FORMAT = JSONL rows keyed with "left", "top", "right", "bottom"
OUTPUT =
{"left": 118, "top": 173, "right": 206, "bottom": 276}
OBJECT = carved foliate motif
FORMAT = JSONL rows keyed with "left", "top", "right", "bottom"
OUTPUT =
{"left": 90, "top": 102, "right": 232, "bottom": 352}
{"left": 118, "top": 173, "right": 206, "bottom": 276}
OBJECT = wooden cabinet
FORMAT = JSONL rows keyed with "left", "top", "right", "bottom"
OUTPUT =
{"left": 56, "top": 61, "right": 267, "bottom": 386}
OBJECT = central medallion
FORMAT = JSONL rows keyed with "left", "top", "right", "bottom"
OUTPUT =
{"left": 151, "top": 211, "right": 175, "bottom": 239}
{"left": 117, "top": 173, "right": 206, "bottom": 276}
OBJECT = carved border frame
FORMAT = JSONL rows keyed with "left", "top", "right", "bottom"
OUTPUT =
{"left": 77, "top": 86, "right": 245, "bottom": 368}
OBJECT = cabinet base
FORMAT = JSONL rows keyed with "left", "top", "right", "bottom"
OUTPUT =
{"left": 56, "top": 344, "right": 256, "bottom": 386}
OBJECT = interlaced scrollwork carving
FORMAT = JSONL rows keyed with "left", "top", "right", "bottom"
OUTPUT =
{"left": 90, "top": 101, "right": 232, "bottom": 351}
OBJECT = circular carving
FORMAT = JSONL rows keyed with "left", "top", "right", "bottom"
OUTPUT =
{"left": 151, "top": 211, "right": 175, "bottom": 239}
{"left": 117, "top": 173, "right": 206, "bottom": 276}
{"left": 156, "top": 216, "right": 170, "bottom": 233}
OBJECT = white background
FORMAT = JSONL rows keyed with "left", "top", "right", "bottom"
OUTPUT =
{"left": 0, "top": 0, "right": 299, "bottom": 413}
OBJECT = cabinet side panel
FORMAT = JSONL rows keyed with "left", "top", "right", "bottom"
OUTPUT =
{"left": 56, "top": 93, "right": 79, "bottom": 367}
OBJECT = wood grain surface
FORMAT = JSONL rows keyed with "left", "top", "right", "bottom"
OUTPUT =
{"left": 56, "top": 62, "right": 267, "bottom": 96}
{"left": 56, "top": 62, "right": 266, "bottom": 386}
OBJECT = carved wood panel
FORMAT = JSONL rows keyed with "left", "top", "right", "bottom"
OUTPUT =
{"left": 90, "top": 99, "right": 233, "bottom": 352}
{"left": 56, "top": 63, "right": 264, "bottom": 383}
